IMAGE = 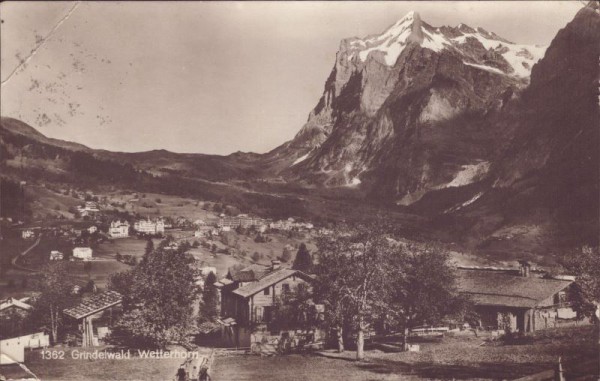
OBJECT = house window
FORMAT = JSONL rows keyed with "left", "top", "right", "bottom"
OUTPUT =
{"left": 264, "top": 287, "right": 270, "bottom": 296}
{"left": 282, "top": 283, "right": 290, "bottom": 293}
{"left": 264, "top": 306, "right": 272, "bottom": 322}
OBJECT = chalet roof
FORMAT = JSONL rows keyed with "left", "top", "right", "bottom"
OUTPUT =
{"left": 214, "top": 278, "right": 233, "bottom": 288}
{"left": 229, "top": 264, "right": 269, "bottom": 282}
{"left": 0, "top": 297, "right": 33, "bottom": 312}
{"left": 457, "top": 269, "right": 572, "bottom": 309}
{"left": 63, "top": 291, "right": 122, "bottom": 320}
{"left": 232, "top": 269, "right": 312, "bottom": 298}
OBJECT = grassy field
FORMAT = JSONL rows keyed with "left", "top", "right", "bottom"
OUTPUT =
{"left": 0, "top": 236, "right": 45, "bottom": 298}
{"left": 211, "top": 325, "right": 599, "bottom": 380}
{"left": 234, "top": 232, "right": 316, "bottom": 264}
{"left": 24, "top": 185, "right": 82, "bottom": 220}
{"left": 187, "top": 248, "right": 243, "bottom": 278}
{"left": 97, "top": 237, "right": 246, "bottom": 278}
{"left": 105, "top": 191, "right": 218, "bottom": 222}
{"left": 0, "top": 346, "right": 196, "bottom": 381}
{"left": 94, "top": 237, "right": 159, "bottom": 259}
{"left": 67, "top": 260, "right": 132, "bottom": 288}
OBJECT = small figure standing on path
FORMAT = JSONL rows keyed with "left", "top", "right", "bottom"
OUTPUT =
{"left": 176, "top": 365, "right": 187, "bottom": 381}
{"left": 199, "top": 366, "right": 210, "bottom": 381}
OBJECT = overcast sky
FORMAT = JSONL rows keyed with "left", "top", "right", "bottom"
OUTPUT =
{"left": 0, "top": 1, "right": 582, "bottom": 155}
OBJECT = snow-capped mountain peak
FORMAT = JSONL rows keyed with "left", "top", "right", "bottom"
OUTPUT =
{"left": 342, "top": 11, "right": 546, "bottom": 78}
{"left": 345, "top": 11, "right": 448, "bottom": 66}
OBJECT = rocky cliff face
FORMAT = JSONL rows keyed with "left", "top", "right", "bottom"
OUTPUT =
{"left": 272, "top": 11, "right": 546, "bottom": 202}
{"left": 459, "top": 3, "right": 600, "bottom": 249}
{"left": 405, "top": 3, "right": 599, "bottom": 255}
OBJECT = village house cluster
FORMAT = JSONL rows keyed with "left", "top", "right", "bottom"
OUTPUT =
{"left": 107, "top": 218, "right": 166, "bottom": 238}
{"left": 76, "top": 201, "right": 100, "bottom": 217}
{"left": 133, "top": 218, "right": 165, "bottom": 235}
{"left": 193, "top": 215, "right": 316, "bottom": 238}
{"left": 108, "top": 220, "right": 130, "bottom": 238}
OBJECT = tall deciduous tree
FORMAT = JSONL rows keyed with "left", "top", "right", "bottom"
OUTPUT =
{"left": 315, "top": 227, "right": 470, "bottom": 360}
{"left": 199, "top": 272, "right": 219, "bottom": 323}
{"left": 31, "top": 262, "right": 80, "bottom": 344}
{"left": 144, "top": 238, "right": 154, "bottom": 256}
{"left": 315, "top": 228, "right": 390, "bottom": 360}
{"left": 563, "top": 246, "right": 600, "bottom": 319}
{"left": 292, "top": 243, "right": 313, "bottom": 273}
{"left": 141, "top": 237, "right": 154, "bottom": 265}
{"left": 385, "top": 243, "right": 469, "bottom": 350}
{"left": 109, "top": 239, "right": 199, "bottom": 349}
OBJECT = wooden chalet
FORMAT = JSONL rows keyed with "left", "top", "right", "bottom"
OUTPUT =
{"left": 214, "top": 260, "right": 314, "bottom": 346}
{"left": 457, "top": 262, "right": 577, "bottom": 332}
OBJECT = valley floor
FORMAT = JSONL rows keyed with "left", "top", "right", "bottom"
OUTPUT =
{"left": 211, "top": 325, "right": 598, "bottom": 381}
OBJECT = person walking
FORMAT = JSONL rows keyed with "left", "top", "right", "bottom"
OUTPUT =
{"left": 198, "top": 366, "right": 210, "bottom": 381}
{"left": 176, "top": 365, "right": 187, "bottom": 381}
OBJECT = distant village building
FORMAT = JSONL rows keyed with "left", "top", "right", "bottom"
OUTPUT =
{"left": 50, "top": 250, "right": 63, "bottom": 261}
{"left": 109, "top": 220, "right": 130, "bottom": 238}
{"left": 257, "top": 224, "right": 268, "bottom": 233}
{"left": 73, "top": 247, "right": 93, "bottom": 260}
{"left": 133, "top": 218, "right": 165, "bottom": 235}
{"left": 77, "top": 202, "right": 100, "bottom": 216}
{"left": 214, "top": 260, "right": 314, "bottom": 347}
{"left": 269, "top": 217, "right": 314, "bottom": 231}
{"left": 213, "top": 215, "right": 269, "bottom": 230}
{"left": 194, "top": 225, "right": 216, "bottom": 238}
{"left": 318, "top": 228, "right": 333, "bottom": 236}
{"left": 87, "top": 226, "right": 98, "bottom": 234}
{"left": 21, "top": 230, "right": 35, "bottom": 239}
{"left": 457, "top": 262, "right": 578, "bottom": 332}
{"left": 165, "top": 241, "right": 179, "bottom": 251}
{"left": 268, "top": 217, "right": 312, "bottom": 231}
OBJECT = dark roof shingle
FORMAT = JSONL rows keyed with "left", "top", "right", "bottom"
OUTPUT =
{"left": 229, "top": 264, "right": 269, "bottom": 282}
{"left": 232, "top": 269, "right": 312, "bottom": 298}
{"left": 63, "top": 290, "right": 122, "bottom": 319}
{"left": 457, "top": 269, "right": 572, "bottom": 308}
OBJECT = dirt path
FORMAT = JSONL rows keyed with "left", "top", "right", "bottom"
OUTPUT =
{"left": 11, "top": 235, "right": 42, "bottom": 273}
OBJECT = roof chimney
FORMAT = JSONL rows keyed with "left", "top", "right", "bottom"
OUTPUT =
{"left": 518, "top": 260, "right": 531, "bottom": 277}
{"left": 271, "top": 260, "right": 281, "bottom": 271}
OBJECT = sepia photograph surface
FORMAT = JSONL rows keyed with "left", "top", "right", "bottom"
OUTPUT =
{"left": 0, "top": 1, "right": 599, "bottom": 380}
